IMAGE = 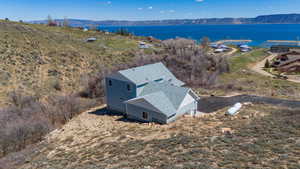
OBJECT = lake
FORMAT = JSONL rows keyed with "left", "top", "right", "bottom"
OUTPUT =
{"left": 100, "top": 24, "right": 300, "bottom": 47}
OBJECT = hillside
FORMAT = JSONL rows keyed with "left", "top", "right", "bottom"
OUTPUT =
{"left": 1, "top": 20, "right": 300, "bottom": 169}
{"left": 8, "top": 102, "right": 300, "bottom": 169}
{"left": 31, "top": 14, "right": 300, "bottom": 26}
{"left": 1, "top": 44, "right": 300, "bottom": 169}
{"left": 0, "top": 20, "right": 146, "bottom": 106}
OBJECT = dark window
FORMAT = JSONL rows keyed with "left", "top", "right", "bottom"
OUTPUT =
{"left": 137, "top": 83, "right": 148, "bottom": 88}
{"left": 154, "top": 78, "right": 163, "bottom": 82}
{"left": 127, "top": 84, "right": 131, "bottom": 91}
{"left": 109, "top": 80, "right": 112, "bottom": 86}
{"left": 168, "top": 113, "right": 176, "bottom": 119}
{"left": 142, "top": 112, "right": 148, "bottom": 119}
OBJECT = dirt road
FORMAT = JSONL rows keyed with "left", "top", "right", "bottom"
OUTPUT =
{"left": 224, "top": 47, "right": 238, "bottom": 57}
{"left": 250, "top": 52, "right": 300, "bottom": 83}
{"left": 250, "top": 52, "right": 277, "bottom": 77}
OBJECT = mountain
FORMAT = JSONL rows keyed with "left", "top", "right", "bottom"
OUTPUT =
{"left": 30, "top": 14, "right": 300, "bottom": 27}
{"left": 252, "top": 14, "right": 300, "bottom": 23}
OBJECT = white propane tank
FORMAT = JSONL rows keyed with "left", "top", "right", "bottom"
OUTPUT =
{"left": 227, "top": 103, "right": 242, "bottom": 115}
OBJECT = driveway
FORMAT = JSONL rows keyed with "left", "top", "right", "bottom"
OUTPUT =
{"left": 250, "top": 52, "right": 277, "bottom": 78}
{"left": 198, "top": 94, "right": 300, "bottom": 113}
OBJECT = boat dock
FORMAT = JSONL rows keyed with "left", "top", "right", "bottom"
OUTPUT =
{"left": 215, "top": 40, "right": 252, "bottom": 44}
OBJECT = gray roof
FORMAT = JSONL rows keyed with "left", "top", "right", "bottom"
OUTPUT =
{"left": 126, "top": 81, "right": 190, "bottom": 117}
{"left": 130, "top": 91, "right": 177, "bottom": 117}
{"left": 108, "top": 62, "right": 185, "bottom": 86}
{"left": 140, "top": 81, "right": 190, "bottom": 110}
{"left": 277, "top": 56, "right": 300, "bottom": 67}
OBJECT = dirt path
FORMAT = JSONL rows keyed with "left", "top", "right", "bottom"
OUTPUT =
{"left": 250, "top": 52, "right": 277, "bottom": 78}
{"left": 250, "top": 52, "right": 300, "bottom": 83}
{"left": 224, "top": 47, "right": 238, "bottom": 57}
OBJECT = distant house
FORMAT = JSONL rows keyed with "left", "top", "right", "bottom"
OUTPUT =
{"left": 211, "top": 43, "right": 230, "bottom": 53}
{"left": 214, "top": 48, "right": 225, "bottom": 53}
{"left": 271, "top": 45, "right": 300, "bottom": 53}
{"left": 210, "top": 44, "right": 219, "bottom": 49}
{"left": 139, "top": 41, "right": 152, "bottom": 49}
{"left": 239, "top": 44, "right": 252, "bottom": 52}
{"left": 85, "top": 37, "right": 97, "bottom": 42}
{"left": 105, "top": 62, "right": 200, "bottom": 124}
{"left": 272, "top": 52, "right": 300, "bottom": 73}
{"left": 219, "top": 44, "right": 229, "bottom": 49}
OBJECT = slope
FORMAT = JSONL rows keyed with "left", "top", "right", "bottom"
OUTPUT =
{"left": 0, "top": 20, "right": 141, "bottom": 106}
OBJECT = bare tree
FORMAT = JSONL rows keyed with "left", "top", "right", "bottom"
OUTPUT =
{"left": 201, "top": 36, "right": 210, "bottom": 50}
{"left": 63, "top": 17, "right": 69, "bottom": 27}
{"left": 47, "top": 15, "right": 53, "bottom": 25}
{"left": 47, "top": 15, "right": 57, "bottom": 26}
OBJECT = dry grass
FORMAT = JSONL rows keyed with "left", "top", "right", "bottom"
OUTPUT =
{"left": 16, "top": 104, "right": 300, "bottom": 169}
{"left": 198, "top": 49, "right": 300, "bottom": 100}
{"left": 0, "top": 21, "right": 142, "bottom": 106}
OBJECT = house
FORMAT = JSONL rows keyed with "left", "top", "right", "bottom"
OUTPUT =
{"left": 139, "top": 41, "right": 152, "bottom": 49}
{"left": 85, "top": 37, "right": 97, "bottom": 42}
{"left": 270, "top": 45, "right": 300, "bottom": 53}
{"left": 210, "top": 43, "right": 219, "bottom": 49}
{"left": 271, "top": 52, "right": 300, "bottom": 73}
{"left": 214, "top": 48, "right": 225, "bottom": 53}
{"left": 219, "top": 44, "right": 229, "bottom": 50}
{"left": 239, "top": 44, "right": 252, "bottom": 52}
{"left": 105, "top": 62, "right": 200, "bottom": 124}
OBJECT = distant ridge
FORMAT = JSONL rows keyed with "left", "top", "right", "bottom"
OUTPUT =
{"left": 30, "top": 14, "right": 300, "bottom": 27}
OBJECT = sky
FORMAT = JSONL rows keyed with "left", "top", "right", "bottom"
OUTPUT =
{"left": 1, "top": 0, "right": 300, "bottom": 21}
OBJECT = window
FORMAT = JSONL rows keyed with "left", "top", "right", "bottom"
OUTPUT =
{"left": 154, "top": 78, "right": 163, "bottom": 82}
{"left": 137, "top": 83, "right": 148, "bottom": 88}
{"left": 142, "top": 112, "right": 148, "bottom": 119}
{"left": 168, "top": 113, "right": 176, "bottom": 119}
{"left": 109, "top": 80, "right": 112, "bottom": 86}
{"left": 127, "top": 84, "right": 131, "bottom": 91}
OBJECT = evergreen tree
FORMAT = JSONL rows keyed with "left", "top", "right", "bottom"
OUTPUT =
{"left": 265, "top": 59, "right": 270, "bottom": 68}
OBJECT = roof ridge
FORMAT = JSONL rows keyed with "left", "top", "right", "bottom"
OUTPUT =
{"left": 118, "top": 62, "right": 163, "bottom": 73}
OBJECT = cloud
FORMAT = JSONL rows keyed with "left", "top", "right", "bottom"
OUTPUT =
{"left": 195, "top": 0, "right": 204, "bottom": 2}
{"left": 107, "top": 1, "right": 112, "bottom": 4}
{"left": 148, "top": 6, "right": 153, "bottom": 10}
{"left": 138, "top": 7, "right": 143, "bottom": 10}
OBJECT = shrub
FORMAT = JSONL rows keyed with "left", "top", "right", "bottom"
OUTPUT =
{"left": 265, "top": 59, "right": 270, "bottom": 68}
{"left": 116, "top": 28, "right": 131, "bottom": 36}
{"left": 0, "top": 90, "right": 89, "bottom": 158}
{"left": 80, "top": 38, "right": 230, "bottom": 100}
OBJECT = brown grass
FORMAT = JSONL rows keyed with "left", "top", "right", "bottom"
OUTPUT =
{"left": 11, "top": 103, "right": 299, "bottom": 169}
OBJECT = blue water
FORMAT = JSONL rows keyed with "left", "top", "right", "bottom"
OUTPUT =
{"left": 99, "top": 24, "right": 300, "bottom": 47}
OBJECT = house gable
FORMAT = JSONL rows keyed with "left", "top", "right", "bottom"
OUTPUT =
{"left": 125, "top": 91, "right": 177, "bottom": 117}
{"left": 178, "top": 92, "right": 196, "bottom": 110}
{"left": 125, "top": 98, "right": 162, "bottom": 114}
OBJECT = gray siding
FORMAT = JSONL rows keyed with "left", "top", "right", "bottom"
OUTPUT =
{"left": 126, "top": 103, "right": 167, "bottom": 124}
{"left": 105, "top": 77, "right": 137, "bottom": 113}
